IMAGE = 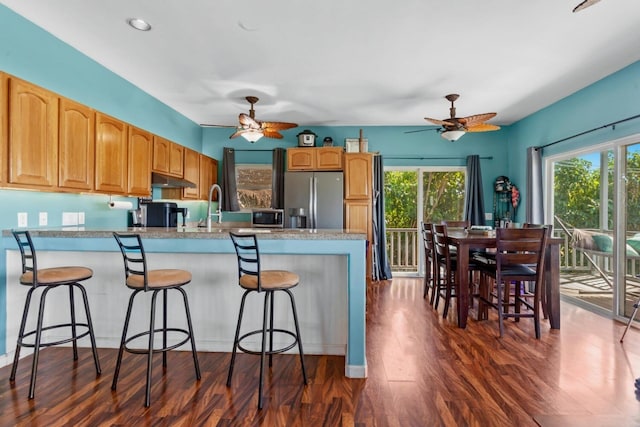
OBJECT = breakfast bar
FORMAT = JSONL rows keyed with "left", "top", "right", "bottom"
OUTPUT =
{"left": 1, "top": 227, "right": 368, "bottom": 378}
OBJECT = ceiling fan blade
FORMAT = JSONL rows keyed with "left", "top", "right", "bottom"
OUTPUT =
{"left": 458, "top": 113, "right": 497, "bottom": 127}
{"left": 404, "top": 127, "right": 439, "bottom": 134}
{"left": 573, "top": 0, "right": 601, "bottom": 13}
{"left": 261, "top": 121, "right": 298, "bottom": 131}
{"left": 262, "top": 129, "right": 285, "bottom": 139}
{"left": 425, "top": 117, "right": 455, "bottom": 126}
{"left": 466, "top": 123, "right": 501, "bottom": 132}
{"left": 200, "top": 123, "right": 237, "bottom": 128}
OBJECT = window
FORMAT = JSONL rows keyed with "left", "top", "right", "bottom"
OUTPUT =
{"left": 235, "top": 164, "right": 272, "bottom": 209}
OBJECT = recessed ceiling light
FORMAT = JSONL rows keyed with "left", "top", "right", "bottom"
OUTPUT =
{"left": 127, "top": 18, "right": 151, "bottom": 31}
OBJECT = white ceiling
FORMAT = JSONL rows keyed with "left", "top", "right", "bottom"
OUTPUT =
{"left": 3, "top": 0, "right": 640, "bottom": 128}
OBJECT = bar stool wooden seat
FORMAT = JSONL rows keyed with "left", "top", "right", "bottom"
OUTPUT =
{"left": 10, "top": 230, "right": 101, "bottom": 399}
{"left": 112, "top": 233, "right": 200, "bottom": 407}
{"left": 227, "top": 232, "right": 307, "bottom": 409}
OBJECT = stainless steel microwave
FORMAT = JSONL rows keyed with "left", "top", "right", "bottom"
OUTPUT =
{"left": 251, "top": 208, "right": 285, "bottom": 228}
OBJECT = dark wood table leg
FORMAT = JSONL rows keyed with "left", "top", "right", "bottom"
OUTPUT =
{"left": 545, "top": 243, "right": 560, "bottom": 329}
{"left": 457, "top": 243, "right": 470, "bottom": 328}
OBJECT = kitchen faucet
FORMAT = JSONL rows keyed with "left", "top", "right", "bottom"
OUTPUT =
{"left": 206, "top": 184, "right": 223, "bottom": 229}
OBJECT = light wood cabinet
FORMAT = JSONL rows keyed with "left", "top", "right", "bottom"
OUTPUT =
{"left": 94, "top": 112, "right": 128, "bottom": 194}
{"left": 58, "top": 97, "right": 94, "bottom": 191}
{"left": 199, "top": 155, "right": 218, "bottom": 201}
{"left": 8, "top": 77, "right": 59, "bottom": 188}
{"left": 182, "top": 148, "right": 200, "bottom": 199}
{"left": 0, "top": 72, "right": 8, "bottom": 185}
{"left": 344, "top": 153, "right": 373, "bottom": 200}
{"left": 287, "top": 147, "right": 343, "bottom": 171}
{"left": 344, "top": 200, "right": 372, "bottom": 235}
{"left": 153, "top": 136, "right": 184, "bottom": 177}
{"left": 128, "top": 126, "right": 152, "bottom": 196}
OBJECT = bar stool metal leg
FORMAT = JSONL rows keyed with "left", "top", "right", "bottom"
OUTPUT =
{"left": 112, "top": 289, "right": 140, "bottom": 390}
{"left": 286, "top": 288, "right": 308, "bottom": 383}
{"left": 10, "top": 287, "right": 35, "bottom": 382}
{"left": 177, "top": 287, "right": 201, "bottom": 379}
{"left": 69, "top": 286, "right": 78, "bottom": 361}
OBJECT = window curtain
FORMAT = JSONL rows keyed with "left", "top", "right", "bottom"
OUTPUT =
{"left": 222, "top": 147, "right": 240, "bottom": 211}
{"left": 526, "top": 146, "right": 544, "bottom": 224}
{"left": 463, "top": 154, "right": 486, "bottom": 226}
{"left": 372, "top": 155, "right": 392, "bottom": 281}
{"left": 271, "top": 148, "right": 285, "bottom": 209}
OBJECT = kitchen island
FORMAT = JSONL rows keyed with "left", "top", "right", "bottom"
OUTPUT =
{"left": 1, "top": 227, "right": 368, "bottom": 378}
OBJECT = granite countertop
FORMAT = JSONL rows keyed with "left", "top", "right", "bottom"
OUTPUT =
{"left": 2, "top": 227, "right": 366, "bottom": 240}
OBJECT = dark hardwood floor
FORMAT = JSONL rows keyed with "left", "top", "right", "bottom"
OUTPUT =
{"left": 2, "top": 277, "right": 640, "bottom": 426}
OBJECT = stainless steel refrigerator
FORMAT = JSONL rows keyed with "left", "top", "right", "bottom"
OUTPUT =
{"left": 284, "top": 171, "right": 344, "bottom": 229}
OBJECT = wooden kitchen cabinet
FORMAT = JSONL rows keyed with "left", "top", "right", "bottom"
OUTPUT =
{"left": 94, "top": 112, "right": 128, "bottom": 194}
{"left": 153, "top": 136, "right": 184, "bottom": 177}
{"left": 181, "top": 147, "right": 200, "bottom": 199}
{"left": 199, "top": 155, "right": 218, "bottom": 200}
{"left": 344, "top": 152, "right": 373, "bottom": 200}
{"left": 8, "top": 77, "right": 59, "bottom": 188}
{"left": 287, "top": 147, "right": 343, "bottom": 171}
{"left": 128, "top": 126, "right": 152, "bottom": 196}
{"left": 58, "top": 97, "right": 94, "bottom": 191}
{"left": 0, "top": 72, "right": 8, "bottom": 185}
{"left": 344, "top": 200, "right": 372, "bottom": 234}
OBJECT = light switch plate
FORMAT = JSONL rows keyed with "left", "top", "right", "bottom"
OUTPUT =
{"left": 39, "top": 212, "right": 48, "bottom": 226}
{"left": 17, "top": 212, "right": 28, "bottom": 227}
{"left": 62, "top": 212, "right": 79, "bottom": 226}
{"left": 485, "top": 212, "right": 493, "bottom": 220}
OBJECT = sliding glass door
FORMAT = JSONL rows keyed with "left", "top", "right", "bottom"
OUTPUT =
{"left": 547, "top": 136, "right": 640, "bottom": 321}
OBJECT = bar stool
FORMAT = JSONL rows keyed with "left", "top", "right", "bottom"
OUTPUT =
{"left": 112, "top": 233, "right": 200, "bottom": 407}
{"left": 227, "top": 232, "right": 307, "bottom": 409}
{"left": 10, "top": 230, "right": 101, "bottom": 399}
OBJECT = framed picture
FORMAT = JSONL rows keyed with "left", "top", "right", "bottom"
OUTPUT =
{"left": 345, "top": 138, "right": 367, "bottom": 153}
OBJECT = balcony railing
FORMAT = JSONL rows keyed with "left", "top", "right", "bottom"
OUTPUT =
{"left": 385, "top": 227, "right": 640, "bottom": 276}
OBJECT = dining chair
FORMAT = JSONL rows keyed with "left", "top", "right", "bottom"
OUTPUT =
{"left": 441, "top": 220, "right": 470, "bottom": 229}
{"left": 421, "top": 222, "right": 437, "bottom": 301}
{"left": 477, "top": 227, "right": 549, "bottom": 338}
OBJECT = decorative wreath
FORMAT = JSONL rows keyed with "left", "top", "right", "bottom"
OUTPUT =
{"left": 511, "top": 185, "right": 520, "bottom": 209}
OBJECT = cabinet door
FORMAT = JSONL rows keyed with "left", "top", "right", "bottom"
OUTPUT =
{"left": 199, "top": 155, "right": 218, "bottom": 200}
{"left": 344, "top": 200, "right": 372, "bottom": 235}
{"left": 287, "top": 147, "right": 315, "bottom": 170}
{"left": 344, "top": 153, "right": 373, "bottom": 200}
{"left": 0, "top": 73, "right": 8, "bottom": 184}
{"left": 8, "top": 77, "right": 58, "bottom": 187}
{"left": 316, "top": 147, "right": 343, "bottom": 170}
{"left": 95, "top": 112, "right": 127, "bottom": 194}
{"left": 59, "top": 97, "right": 94, "bottom": 190}
{"left": 169, "top": 143, "right": 184, "bottom": 177}
{"left": 152, "top": 136, "right": 171, "bottom": 174}
{"left": 128, "top": 126, "right": 152, "bottom": 196}
{"left": 182, "top": 148, "right": 199, "bottom": 199}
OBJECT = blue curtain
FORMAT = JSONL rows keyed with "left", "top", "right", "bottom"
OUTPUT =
{"left": 372, "top": 155, "right": 392, "bottom": 281}
{"left": 463, "top": 154, "right": 485, "bottom": 226}
{"left": 222, "top": 147, "right": 240, "bottom": 211}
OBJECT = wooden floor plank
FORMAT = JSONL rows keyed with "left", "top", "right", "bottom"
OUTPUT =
{"left": 2, "top": 277, "right": 640, "bottom": 426}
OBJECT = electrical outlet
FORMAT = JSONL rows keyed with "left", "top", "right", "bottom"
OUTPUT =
{"left": 485, "top": 212, "right": 493, "bottom": 221}
{"left": 78, "top": 212, "right": 85, "bottom": 225}
{"left": 39, "top": 212, "right": 48, "bottom": 226}
{"left": 62, "top": 212, "right": 78, "bottom": 226}
{"left": 17, "top": 212, "right": 28, "bottom": 227}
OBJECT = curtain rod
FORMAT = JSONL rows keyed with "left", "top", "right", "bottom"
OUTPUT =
{"left": 537, "top": 113, "right": 640, "bottom": 150}
{"left": 385, "top": 156, "right": 493, "bottom": 160}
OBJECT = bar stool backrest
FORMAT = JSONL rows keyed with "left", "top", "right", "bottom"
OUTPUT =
{"left": 229, "top": 232, "right": 263, "bottom": 292}
{"left": 12, "top": 230, "right": 38, "bottom": 286}
{"left": 495, "top": 227, "right": 548, "bottom": 278}
{"left": 113, "top": 233, "right": 149, "bottom": 291}
{"left": 441, "top": 220, "right": 469, "bottom": 229}
{"left": 432, "top": 224, "right": 452, "bottom": 271}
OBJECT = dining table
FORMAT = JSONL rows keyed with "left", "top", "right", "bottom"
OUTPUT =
{"left": 447, "top": 230, "right": 562, "bottom": 329}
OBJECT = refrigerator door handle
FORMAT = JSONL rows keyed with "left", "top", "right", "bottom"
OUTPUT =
{"left": 308, "top": 177, "right": 314, "bottom": 228}
{"left": 313, "top": 176, "right": 318, "bottom": 228}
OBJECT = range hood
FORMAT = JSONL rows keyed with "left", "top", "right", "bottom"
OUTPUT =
{"left": 151, "top": 172, "right": 197, "bottom": 188}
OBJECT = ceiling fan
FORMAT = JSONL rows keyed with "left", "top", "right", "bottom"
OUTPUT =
{"left": 200, "top": 96, "right": 298, "bottom": 143}
{"left": 415, "top": 94, "right": 500, "bottom": 141}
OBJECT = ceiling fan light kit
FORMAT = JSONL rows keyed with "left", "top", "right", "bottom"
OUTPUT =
{"left": 440, "top": 129, "right": 466, "bottom": 142}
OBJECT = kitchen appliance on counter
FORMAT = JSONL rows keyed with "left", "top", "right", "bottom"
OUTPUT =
{"left": 296, "top": 129, "right": 318, "bottom": 147}
{"left": 284, "top": 171, "right": 343, "bottom": 229}
{"left": 143, "top": 202, "right": 187, "bottom": 227}
{"left": 251, "top": 208, "right": 285, "bottom": 228}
